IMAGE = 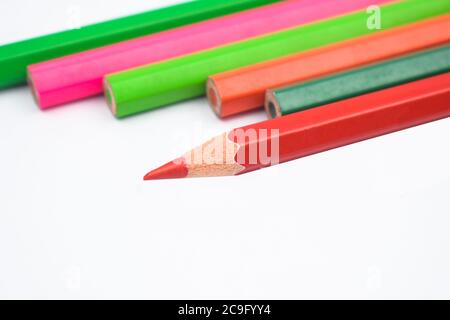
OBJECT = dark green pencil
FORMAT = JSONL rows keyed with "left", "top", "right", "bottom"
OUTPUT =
{"left": 266, "top": 44, "right": 450, "bottom": 118}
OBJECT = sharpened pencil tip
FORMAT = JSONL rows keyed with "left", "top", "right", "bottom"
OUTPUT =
{"left": 143, "top": 158, "right": 188, "bottom": 181}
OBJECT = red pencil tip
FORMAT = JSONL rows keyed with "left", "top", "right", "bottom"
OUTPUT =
{"left": 143, "top": 158, "right": 188, "bottom": 181}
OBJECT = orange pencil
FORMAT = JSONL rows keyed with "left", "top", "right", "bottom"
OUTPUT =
{"left": 207, "top": 14, "right": 450, "bottom": 118}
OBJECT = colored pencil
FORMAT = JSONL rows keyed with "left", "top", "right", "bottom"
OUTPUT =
{"left": 144, "top": 72, "right": 450, "bottom": 180}
{"left": 266, "top": 45, "right": 450, "bottom": 118}
{"left": 27, "top": 0, "right": 389, "bottom": 109}
{"left": 0, "top": 0, "right": 280, "bottom": 90}
{"left": 207, "top": 14, "right": 450, "bottom": 118}
{"left": 105, "top": 0, "right": 450, "bottom": 119}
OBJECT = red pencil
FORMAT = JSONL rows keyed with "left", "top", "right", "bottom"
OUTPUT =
{"left": 144, "top": 73, "right": 450, "bottom": 180}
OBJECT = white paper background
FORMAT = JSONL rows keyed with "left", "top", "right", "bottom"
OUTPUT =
{"left": 0, "top": 0, "right": 449, "bottom": 299}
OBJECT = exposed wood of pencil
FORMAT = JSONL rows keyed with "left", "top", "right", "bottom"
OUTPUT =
{"left": 144, "top": 133, "right": 244, "bottom": 180}
{"left": 144, "top": 72, "right": 450, "bottom": 180}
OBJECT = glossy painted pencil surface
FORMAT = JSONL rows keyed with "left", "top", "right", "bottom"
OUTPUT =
{"left": 106, "top": 0, "right": 449, "bottom": 118}
{"left": 144, "top": 72, "right": 450, "bottom": 180}
{"left": 207, "top": 14, "right": 450, "bottom": 118}
{"left": 28, "top": 0, "right": 353, "bottom": 109}
{"left": 266, "top": 45, "right": 450, "bottom": 118}
{"left": 0, "top": 0, "right": 280, "bottom": 89}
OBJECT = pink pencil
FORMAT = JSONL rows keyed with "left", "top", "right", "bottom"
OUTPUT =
{"left": 28, "top": 0, "right": 391, "bottom": 109}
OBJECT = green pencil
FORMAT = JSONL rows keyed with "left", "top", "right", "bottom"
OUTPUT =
{"left": 266, "top": 45, "right": 450, "bottom": 118}
{"left": 0, "top": 0, "right": 280, "bottom": 89}
{"left": 104, "top": 0, "right": 450, "bottom": 118}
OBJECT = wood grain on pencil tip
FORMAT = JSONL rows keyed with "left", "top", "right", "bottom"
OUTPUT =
{"left": 144, "top": 72, "right": 450, "bottom": 180}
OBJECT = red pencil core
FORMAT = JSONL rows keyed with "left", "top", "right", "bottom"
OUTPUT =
{"left": 143, "top": 158, "right": 188, "bottom": 180}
